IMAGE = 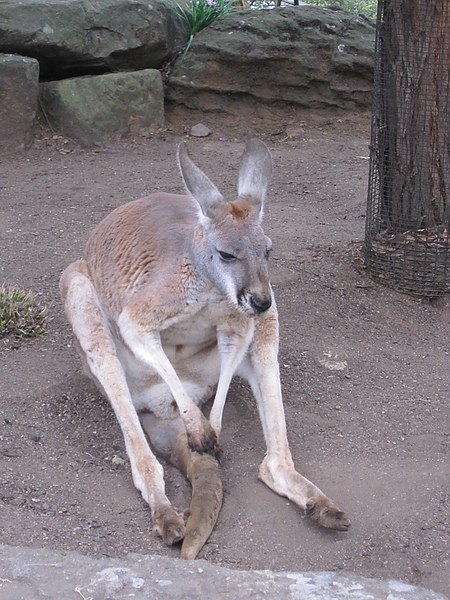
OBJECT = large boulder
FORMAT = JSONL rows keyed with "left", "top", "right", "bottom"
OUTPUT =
{"left": 0, "top": 0, "right": 187, "bottom": 79}
{"left": 40, "top": 69, "right": 164, "bottom": 146}
{"left": 166, "top": 6, "right": 375, "bottom": 113}
{"left": 0, "top": 54, "right": 39, "bottom": 153}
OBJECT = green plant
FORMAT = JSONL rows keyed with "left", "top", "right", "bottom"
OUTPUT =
{"left": 0, "top": 285, "right": 48, "bottom": 339}
{"left": 170, "top": 0, "right": 245, "bottom": 59}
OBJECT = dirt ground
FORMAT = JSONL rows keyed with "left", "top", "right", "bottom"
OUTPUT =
{"left": 1, "top": 109, "right": 449, "bottom": 597}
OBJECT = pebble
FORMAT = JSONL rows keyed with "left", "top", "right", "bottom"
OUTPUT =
{"left": 190, "top": 123, "right": 211, "bottom": 137}
{"left": 286, "top": 123, "right": 305, "bottom": 138}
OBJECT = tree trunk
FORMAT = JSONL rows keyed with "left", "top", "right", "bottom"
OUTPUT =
{"left": 376, "top": 0, "right": 450, "bottom": 233}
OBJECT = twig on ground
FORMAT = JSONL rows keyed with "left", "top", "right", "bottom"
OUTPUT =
{"left": 75, "top": 586, "right": 92, "bottom": 600}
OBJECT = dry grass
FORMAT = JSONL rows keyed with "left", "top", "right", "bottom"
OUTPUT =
{"left": 0, "top": 285, "right": 48, "bottom": 339}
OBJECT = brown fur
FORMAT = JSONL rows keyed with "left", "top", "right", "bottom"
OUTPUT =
{"left": 60, "top": 140, "right": 350, "bottom": 560}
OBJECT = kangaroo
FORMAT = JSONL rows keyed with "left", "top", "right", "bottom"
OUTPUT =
{"left": 60, "top": 139, "right": 350, "bottom": 559}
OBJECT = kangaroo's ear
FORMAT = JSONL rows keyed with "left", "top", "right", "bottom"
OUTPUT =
{"left": 178, "top": 141, "right": 224, "bottom": 220}
{"left": 238, "top": 139, "right": 273, "bottom": 218}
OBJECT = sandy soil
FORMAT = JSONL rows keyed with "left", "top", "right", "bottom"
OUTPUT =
{"left": 0, "top": 110, "right": 448, "bottom": 596}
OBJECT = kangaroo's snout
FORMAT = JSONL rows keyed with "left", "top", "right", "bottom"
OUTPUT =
{"left": 238, "top": 290, "right": 272, "bottom": 316}
{"left": 250, "top": 293, "right": 272, "bottom": 315}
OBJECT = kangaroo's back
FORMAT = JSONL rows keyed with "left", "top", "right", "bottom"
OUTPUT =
{"left": 84, "top": 193, "right": 199, "bottom": 317}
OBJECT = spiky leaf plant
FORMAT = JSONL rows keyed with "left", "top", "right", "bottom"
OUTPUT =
{"left": 169, "top": 0, "right": 244, "bottom": 59}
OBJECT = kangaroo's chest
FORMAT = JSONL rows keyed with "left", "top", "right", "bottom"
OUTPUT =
{"left": 160, "top": 293, "right": 237, "bottom": 359}
{"left": 161, "top": 313, "right": 216, "bottom": 348}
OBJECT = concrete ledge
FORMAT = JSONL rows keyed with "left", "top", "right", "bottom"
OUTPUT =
{"left": 0, "top": 545, "right": 448, "bottom": 600}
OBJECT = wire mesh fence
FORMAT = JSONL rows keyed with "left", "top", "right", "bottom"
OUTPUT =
{"left": 365, "top": 0, "right": 450, "bottom": 298}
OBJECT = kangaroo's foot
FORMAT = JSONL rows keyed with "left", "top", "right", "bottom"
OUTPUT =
{"left": 152, "top": 505, "right": 186, "bottom": 546}
{"left": 306, "top": 496, "right": 351, "bottom": 531}
{"left": 258, "top": 455, "right": 351, "bottom": 532}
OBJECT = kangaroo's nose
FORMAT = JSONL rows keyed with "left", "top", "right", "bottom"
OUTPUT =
{"left": 250, "top": 294, "right": 272, "bottom": 315}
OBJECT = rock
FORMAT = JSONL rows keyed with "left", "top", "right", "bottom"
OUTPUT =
{"left": 39, "top": 69, "right": 164, "bottom": 146}
{"left": 0, "top": 54, "right": 39, "bottom": 153}
{"left": 0, "top": 0, "right": 187, "bottom": 80}
{"left": 0, "top": 544, "right": 448, "bottom": 600}
{"left": 190, "top": 123, "right": 211, "bottom": 137}
{"left": 166, "top": 6, "right": 375, "bottom": 114}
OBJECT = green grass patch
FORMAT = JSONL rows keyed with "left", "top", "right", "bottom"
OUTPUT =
{"left": 300, "top": 0, "right": 377, "bottom": 19}
{"left": 0, "top": 285, "right": 48, "bottom": 339}
{"left": 246, "top": 0, "right": 378, "bottom": 19}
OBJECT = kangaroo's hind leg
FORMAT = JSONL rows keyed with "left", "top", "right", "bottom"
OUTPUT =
{"left": 140, "top": 412, "right": 223, "bottom": 560}
{"left": 60, "top": 260, "right": 186, "bottom": 546}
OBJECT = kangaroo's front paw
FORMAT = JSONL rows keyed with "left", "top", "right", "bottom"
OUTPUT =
{"left": 306, "top": 496, "right": 351, "bottom": 532}
{"left": 186, "top": 417, "right": 220, "bottom": 456}
{"left": 153, "top": 505, "right": 186, "bottom": 546}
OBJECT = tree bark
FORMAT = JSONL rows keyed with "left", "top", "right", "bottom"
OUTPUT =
{"left": 376, "top": 0, "right": 450, "bottom": 233}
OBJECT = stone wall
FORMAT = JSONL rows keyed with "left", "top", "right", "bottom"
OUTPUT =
{"left": 0, "top": 1, "right": 375, "bottom": 150}
{"left": 0, "top": 0, "right": 185, "bottom": 150}
{"left": 0, "top": 0, "right": 186, "bottom": 79}
{"left": 166, "top": 7, "right": 375, "bottom": 114}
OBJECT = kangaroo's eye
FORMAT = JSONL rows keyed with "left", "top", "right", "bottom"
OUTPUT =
{"left": 218, "top": 250, "right": 237, "bottom": 262}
